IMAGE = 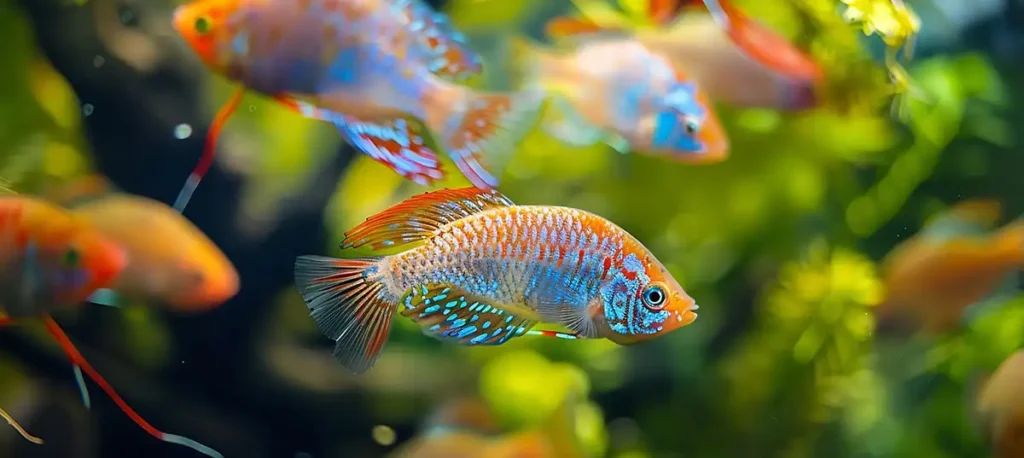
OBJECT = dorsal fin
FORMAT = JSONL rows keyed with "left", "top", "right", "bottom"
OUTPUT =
{"left": 545, "top": 16, "right": 618, "bottom": 39}
{"left": 341, "top": 187, "right": 515, "bottom": 251}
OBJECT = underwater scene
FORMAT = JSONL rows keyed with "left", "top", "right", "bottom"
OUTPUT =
{"left": 1, "top": 0, "right": 1023, "bottom": 456}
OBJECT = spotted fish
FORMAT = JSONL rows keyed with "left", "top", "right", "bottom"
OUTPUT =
{"left": 294, "top": 187, "right": 700, "bottom": 373}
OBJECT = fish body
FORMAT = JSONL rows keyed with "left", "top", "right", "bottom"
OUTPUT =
{"left": 876, "top": 200, "right": 1024, "bottom": 334}
{"left": 294, "top": 188, "right": 699, "bottom": 373}
{"left": 173, "top": 0, "right": 541, "bottom": 189}
{"left": 974, "top": 351, "right": 1024, "bottom": 458}
{"left": 550, "top": 0, "right": 823, "bottom": 111}
{"left": 512, "top": 35, "right": 727, "bottom": 162}
{"left": 0, "top": 196, "right": 126, "bottom": 319}
{"left": 69, "top": 193, "right": 239, "bottom": 311}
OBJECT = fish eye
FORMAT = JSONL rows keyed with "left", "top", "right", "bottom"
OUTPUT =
{"left": 194, "top": 16, "right": 211, "bottom": 35}
{"left": 683, "top": 116, "right": 701, "bottom": 135}
{"left": 62, "top": 246, "right": 81, "bottom": 267}
{"left": 642, "top": 285, "right": 666, "bottom": 310}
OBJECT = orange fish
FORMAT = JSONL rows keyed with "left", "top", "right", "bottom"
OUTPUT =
{"left": 510, "top": 35, "right": 728, "bottom": 163}
{"left": 548, "top": 0, "right": 824, "bottom": 111}
{"left": 0, "top": 193, "right": 222, "bottom": 457}
{"left": 295, "top": 187, "right": 699, "bottom": 373}
{"left": 973, "top": 351, "right": 1024, "bottom": 458}
{"left": 875, "top": 200, "right": 1024, "bottom": 334}
{"left": 392, "top": 393, "right": 583, "bottom": 458}
{"left": 170, "top": 0, "right": 541, "bottom": 213}
{"left": 68, "top": 191, "right": 239, "bottom": 311}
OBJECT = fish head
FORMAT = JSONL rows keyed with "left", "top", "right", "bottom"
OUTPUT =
{"left": 599, "top": 250, "right": 698, "bottom": 345}
{"left": 36, "top": 214, "right": 127, "bottom": 305}
{"left": 164, "top": 237, "right": 240, "bottom": 311}
{"left": 646, "top": 81, "right": 729, "bottom": 163}
{"left": 173, "top": 0, "right": 243, "bottom": 71}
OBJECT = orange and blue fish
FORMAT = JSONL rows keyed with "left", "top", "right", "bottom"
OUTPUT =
{"left": 294, "top": 187, "right": 699, "bottom": 373}
{"left": 0, "top": 193, "right": 222, "bottom": 457}
{"left": 509, "top": 34, "right": 728, "bottom": 162}
{"left": 551, "top": 0, "right": 824, "bottom": 111}
{"left": 171, "top": 0, "right": 542, "bottom": 212}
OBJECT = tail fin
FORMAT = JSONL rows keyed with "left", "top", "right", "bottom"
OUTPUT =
{"left": 994, "top": 220, "right": 1024, "bottom": 266}
{"left": 173, "top": 87, "right": 246, "bottom": 213}
{"left": 437, "top": 88, "right": 544, "bottom": 189}
{"left": 294, "top": 255, "right": 396, "bottom": 373}
{"left": 0, "top": 406, "right": 43, "bottom": 445}
{"left": 42, "top": 318, "right": 223, "bottom": 458}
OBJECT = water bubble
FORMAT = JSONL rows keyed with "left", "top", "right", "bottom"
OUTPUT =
{"left": 371, "top": 425, "right": 395, "bottom": 446}
{"left": 82, "top": 104, "right": 94, "bottom": 116}
{"left": 174, "top": 124, "right": 193, "bottom": 140}
{"left": 93, "top": 55, "right": 105, "bottom": 68}
{"left": 248, "top": 104, "right": 256, "bottom": 112}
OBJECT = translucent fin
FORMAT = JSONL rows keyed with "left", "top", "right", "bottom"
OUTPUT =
{"left": 341, "top": 187, "right": 514, "bottom": 251}
{"left": 0, "top": 406, "right": 43, "bottom": 445}
{"left": 293, "top": 256, "right": 394, "bottom": 374}
{"left": 400, "top": 284, "right": 539, "bottom": 345}
{"left": 174, "top": 87, "right": 245, "bottom": 213}
{"left": 337, "top": 116, "right": 445, "bottom": 186}
{"left": 42, "top": 318, "right": 223, "bottom": 458}
{"left": 441, "top": 88, "right": 544, "bottom": 189}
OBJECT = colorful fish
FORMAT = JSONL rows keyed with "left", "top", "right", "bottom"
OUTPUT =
{"left": 0, "top": 193, "right": 222, "bottom": 457}
{"left": 973, "top": 351, "right": 1024, "bottom": 458}
{"left": 294, "top": 187, "right": 699, "bottom": 373}
{"left": 509, "top": 34, "right": 728, "bottom": 162}
{"left": 60, "top": 186, "right": 240, "bottom": 311}
{"left": 171, "top": 0, "right": 542, "bottom": 212}
{"left": 551, "top": 0, "right": 824, "bottom": 111}
{"left": 875, "top": 200, "right": 1024, "bottom": 335}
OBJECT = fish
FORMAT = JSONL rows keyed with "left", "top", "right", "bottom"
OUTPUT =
{"left": 0, "top": 193, "right": 223, "bottom": 457}
{"left": 66, "top": 189, "right": 239, "bottom": 312}
{"left": 294, "top": 187, "right": 699, "bottom": 373}
{"left": 171, "top": 0, "right": 542, "bottom": 212}
{"left": 548, "top": 0, "right": 824, "bottom": 111}
{"left": 972, "top": 351, "right": 1024, "bottom": 458}
{"left": 875, "top": 199, "right": 1024, "bottom": 335}
{"left": 392, "top": 391, "right": 584, "bottom": 458}
{"left": 509, "top": 34, "right": 727, "bottom": 162}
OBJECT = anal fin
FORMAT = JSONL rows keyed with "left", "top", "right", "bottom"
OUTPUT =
{"left": 400, "top": 284, "right": 539, "bottom": 346}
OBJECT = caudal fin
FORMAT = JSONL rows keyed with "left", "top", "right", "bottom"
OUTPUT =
{"left": 439, "top": 88, "right": 544, "bottom": 189}
{"left": 294, "top": 255, "right": 396, "bottom": 373}
{"left": 42, "top": 318, "right": 223, "bottom": 458}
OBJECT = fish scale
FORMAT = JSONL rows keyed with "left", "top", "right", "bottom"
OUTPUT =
{"left": 294, "top": 188, "right": 698, "bottom": 373}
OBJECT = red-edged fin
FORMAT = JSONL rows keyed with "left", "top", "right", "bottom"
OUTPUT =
{"left": 272, "top": 95, "right": 446, "bottom": 185}
{"left": 173, "top": 87, "right": 246, "bottom": 213}
{"left": 341, "top": 188, "right": 514, "bottom": 251}
{"left": 648, "top": 0, "right": 704, "bottom": 26}
{"left": 42, "top": 317, "right": 223, "bottom": 458}
{"left": 544, "top": 16, "right": 613, "bottom": 39}
{"left": 339, "top": 117, "right": 446, "bottom": 186}
{"left": 393, "top": 0, "right": 483, "bottom": 81}
{"left": 442, "top": 88, "right": 544, "bottom": 189}
{"left": 704, "top": 0, "right": 823, "bottom": 81}
{"left": 293, "top": 256, "right": 395, "bottom": 374}
{"left": 0, "top": 406, "right": 43, "bottom": 445}
{"left": 400, "top": 284, "right": 539, "bottom": 345}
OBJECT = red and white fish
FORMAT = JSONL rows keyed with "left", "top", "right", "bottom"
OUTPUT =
{"left": 294, "top": 187, "right": 699, "bottom": 373}
{"left": 171, "top": 0, "right": 542, "bottom": 212}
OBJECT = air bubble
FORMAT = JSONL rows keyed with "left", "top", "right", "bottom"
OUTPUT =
{"left": 174, "top": 124, "right": 193, "bottom": 139}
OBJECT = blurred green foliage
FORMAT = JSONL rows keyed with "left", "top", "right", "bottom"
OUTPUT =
{"left": 0, "top": 0, "right": 1021, "bottom": 456}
